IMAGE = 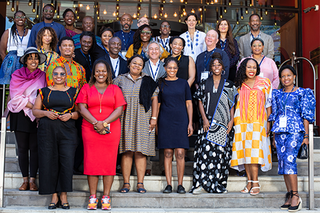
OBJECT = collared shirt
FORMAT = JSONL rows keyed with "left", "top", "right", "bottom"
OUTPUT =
{"left": 250, "top": 31, "right": 262, "bottom": 42}
{"left": 46, "top": 56, "right": 87, "bottom": 88}
{"left": 149, "top": 60, "right": 160, "bottom": 81}
{"left": 110, "top": 56, "right": 120, "bottom": 78}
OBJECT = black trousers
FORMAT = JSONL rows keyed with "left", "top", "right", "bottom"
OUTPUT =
{"left": 37, "top": 118, "right": 78, "bottom": 195}
{"left": 14, "top": 131, "right": 38, "bottom": 178}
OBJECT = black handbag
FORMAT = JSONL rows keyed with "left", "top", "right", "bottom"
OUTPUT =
{"left": 297, "top": 144, "right": 308, "bottom": 159}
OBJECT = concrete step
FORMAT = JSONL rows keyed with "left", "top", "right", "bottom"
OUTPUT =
{"left": 4, "top": 172, "right": 320, "bottom": 192}
{"left": 2, "top": 189, "right": 320, "bottom": 209}
{"left": 0, "top": 207, "right": 319, "bottom": 213}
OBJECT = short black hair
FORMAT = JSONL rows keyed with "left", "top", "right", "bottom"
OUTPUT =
{"left": 58, "top": 36, "right": 74, "bottom": 47}
{"left": 100, "top": 26, "right": 114, "bottom": 37}
{"left": 249, "top": 13, "right": 260, "bottom": 21}
{"left": 127, "top": 55, "right": 145, "bottom": 69}
{"left": 251, "top": 38, "right": 264, "bottom": 46}
{"left": 43, "top": 4, "right": 55, "bottom": 11}
{"left": 63, "top": 8, "right": 75, "bottom": 18}
{"left": 279, "top": 65, "right": 297, "bottom": 77}
{"left": 169, "top": 36, "right": 186, "bottom": 48}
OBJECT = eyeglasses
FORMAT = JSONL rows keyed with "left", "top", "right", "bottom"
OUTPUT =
{"left": 15, "top": 16, "right": 26, "bottom": 19}
{"left": 212, "top": 64, "right": 222, "bottom": 67}
{"left": 44, "top": 9, "right": 54, "bottom": 13}
{"left": 141, "top": 30, "right": 152, "bottom": 34}
{"left": 161, "top": 25, "right": 170, "bottom": 28}
{"left": 53, "top": 72, "right": 66, "bottom": 76}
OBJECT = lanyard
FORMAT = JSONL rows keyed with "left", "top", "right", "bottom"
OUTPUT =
{"left": 159, "top": 37, "right": 169, "bottom": 52}
{"left": 186, "top": 31, "right": 199, "bottom": 55}
{"left": 43, "top": 21, "right": 54, "bottom": 28}
{"left": 149, "top": 61, "right": 160, "bottom": 80}
{"left": 204, "top": 48, "right": 216, "bottom": 71}
{"left": 121, "top": 31, "right": 132, "bottom": 51}
{"left": 251, "top": 32, "right": 261, "bottom": 40}
{"left": 259, "top": 56, "right": 266, "bottom": 66}
{"left": 112, "top": 57, "right": 120, "bottom": 76}
{"left": 80, "top": 49, "right": 92, "bottom": 72}
{"left": 282, "top": 85, "right": 295, "bottom": 112}
{"left": 102, "top": 45, "right": 108, "bottom": 54}
{"left": 16, "top": 29, "right": 26, "bottom": 44}
{"left": 220, "top": 39, "right": 226, "bottom": 51}
{"left": 140, "top": 50, "right": 148, "bottom": 61}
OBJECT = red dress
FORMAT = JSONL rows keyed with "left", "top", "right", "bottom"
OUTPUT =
{"left": 76, "top": 84, "right": 126, "bottom": 175}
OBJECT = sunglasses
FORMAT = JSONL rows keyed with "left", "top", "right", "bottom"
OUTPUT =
{"left": 44, "top": 9, "right": 54, "bottom": 13}
{"left": 161, "top": 25, "right": 170, "bottom": 28}
{"left": 141, "top": 30, "right": 151, "bottom": 34}
{"left": 15, "top": 16, "right": 26, "bottom": 19}
{"left": 53, "top": 72, "right": 66, "bottom": 76}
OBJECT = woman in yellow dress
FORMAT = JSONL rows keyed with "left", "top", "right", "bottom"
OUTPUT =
{"left": 231, "top": 58, "right": 272, "bottom": 196}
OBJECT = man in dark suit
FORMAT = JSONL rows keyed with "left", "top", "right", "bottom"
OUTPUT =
{"left": 99, "top": 37, "right": 129, "bottom": 79}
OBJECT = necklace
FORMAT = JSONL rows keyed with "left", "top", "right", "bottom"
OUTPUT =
{"left": 98, "top": 92, "right": 104, "bottom": 113}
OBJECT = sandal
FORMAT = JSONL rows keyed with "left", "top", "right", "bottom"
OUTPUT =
{"left": 240, "top": 180, "right": 252, "bottom": 193}
{"left": 249, "top": 180, "right": 260, "bottom": 196}
{"left": 288, "top": 191, "right": 302, "bottom": 212}
{"left": 280, "top": 191, "right": 291, "bottom": 210}
{"left": 137, "top": 182, "right": 147, "bottom": 193}
{"left": 120, "top": 183, "right": 130, "bottom": 193}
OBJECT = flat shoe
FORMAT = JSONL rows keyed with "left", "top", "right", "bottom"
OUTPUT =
{"left": 163, "top": 185, "right": 172, "bottom": 193}
{"left": 120, "top": 183, "right": 130, "bottom": 193}
{"left": 29, "top": 181, "right": 38, "bottom": 191}
{"left": 192, "top": 186, "right": 208, "bottom": 195}
{"left": 19, "top": 182, "right": 29, "bottom": 191}
{"left": 137, "top": 182, "right": 147, "bottom": 193}
{"left": 177, "top": 185, "right": 186, "bottom": 194}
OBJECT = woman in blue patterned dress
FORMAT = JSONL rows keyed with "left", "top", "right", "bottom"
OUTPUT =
{"left": 268, "top": 65, "right": 315, "bottom": 212}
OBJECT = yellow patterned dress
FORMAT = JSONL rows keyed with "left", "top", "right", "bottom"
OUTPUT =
{"left": 37, "top": 49, "right": 59, "bottom": 72}
{"left": 231, "top": 76, "right": 272, "bottom": 172}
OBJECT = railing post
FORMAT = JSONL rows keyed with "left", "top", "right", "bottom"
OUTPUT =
{"left": 0, "top": 117, "right": 7, "bottom": 208}
{"left": 308, "top": 124, "right": 314, "bottom": 210}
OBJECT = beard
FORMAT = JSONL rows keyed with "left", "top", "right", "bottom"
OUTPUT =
{"left": 44, "top": 15, "right": 53, "bottom": 21}
{"left": 122, "top": 24, "right": 130, "bottom": 31}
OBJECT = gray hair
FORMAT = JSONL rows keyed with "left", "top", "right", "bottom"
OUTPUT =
{"left": 145, "top": 41, "right": 164, "bottom": 59}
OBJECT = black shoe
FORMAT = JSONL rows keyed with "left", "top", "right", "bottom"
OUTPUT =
{"left": 61, "top": 203, "right": 70, "bottom": 209}
{"left": 48, "top": 200, "right": 60, "bottom": 209}
{"left": 288, "top": 191, "right": 302, "bottom": 212}
{"left": 163, "top": 185, "right": 172, "bottom": 193}
{"left": 280, "top": 191, "right": 291, "bottom": 210}
{"left": 177, "top": 185, "right": 186, "bottom": 194}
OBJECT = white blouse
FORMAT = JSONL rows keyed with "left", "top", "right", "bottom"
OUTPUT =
{"left": 180, "top": 30, "right": 206, "bottom": 62}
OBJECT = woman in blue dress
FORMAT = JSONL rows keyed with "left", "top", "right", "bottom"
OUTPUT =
{"left": 268, "top": 65, "right": 315, "bottom": 212}
{"left": 158, "top": 57, "right": 193, "bottom": 194}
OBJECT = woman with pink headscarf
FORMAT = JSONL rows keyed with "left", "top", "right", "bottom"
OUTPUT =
{"left": 6, "top": 47, "right": 46, "bottom": 191}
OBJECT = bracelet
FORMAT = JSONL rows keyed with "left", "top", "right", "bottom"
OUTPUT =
{"left": 92, "top": 120, "right": 98, "bottom": 125}
{"left": 70, "top": 113, "right": 72, "bottom": 118}
{"left": 151, "top": 117, "right": 157, "bottom": 120}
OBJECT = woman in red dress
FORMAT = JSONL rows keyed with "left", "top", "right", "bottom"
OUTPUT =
{"left": 76, "top": 59, "right": 126, "bottom": 210}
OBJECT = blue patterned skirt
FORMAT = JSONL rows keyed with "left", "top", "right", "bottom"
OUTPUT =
{"left": 0, "top": 51, "right": 23, "bottom": 85}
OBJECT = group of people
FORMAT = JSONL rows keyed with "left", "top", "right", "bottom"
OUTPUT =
{"left": 0, "top": 5, "right": 315, "bottom": 212}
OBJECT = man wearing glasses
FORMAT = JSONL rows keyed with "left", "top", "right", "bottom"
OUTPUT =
{"left": 27, "top": 4, "right": 66, "bottom": 50}
{"left": 114, "top": 14, "right": 134, "bottom": 57}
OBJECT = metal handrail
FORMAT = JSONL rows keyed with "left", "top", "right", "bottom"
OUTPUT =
{"left": 308, "top": 124, "right": 314, "bottom": 210}
{"left": 0, "top": 117, "right": 7, "bottom": 208}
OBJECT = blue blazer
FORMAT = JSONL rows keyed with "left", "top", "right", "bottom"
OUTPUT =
{"left": 98, "top": 53, "right": 129, "bottom": 79}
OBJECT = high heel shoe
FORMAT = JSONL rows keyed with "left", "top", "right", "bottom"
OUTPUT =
{"left": 48, "top": 200, "right": 60, "bottom": 209}
{"left": 288, "top": 191, "right": 302, "bottom": 212}
{"left": 249, "top": 181, "right": 260, "bottom": 196}
{"left": 240, "top": 180, "right": 252, "bottom": 193}
{"left": 280, "top": 191, "right": 291, "bottom": 210}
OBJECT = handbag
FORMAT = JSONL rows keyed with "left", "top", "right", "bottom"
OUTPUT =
{"left": 297, "top": 144, "right": 308, "bottom": 159}
{"left": 206, "top": 119, "right": 228, "bottom": 147}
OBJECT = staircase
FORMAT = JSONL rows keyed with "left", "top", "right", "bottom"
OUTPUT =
{"left": 1, "top": 132, "right": 320, "bottom": 212}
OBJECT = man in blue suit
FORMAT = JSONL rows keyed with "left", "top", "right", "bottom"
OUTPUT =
{"left": 99, "top": 37, "right": 129, "bottom": 79}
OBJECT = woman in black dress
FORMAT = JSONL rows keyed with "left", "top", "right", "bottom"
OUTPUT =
{"left": 169, "top": 36, "right": 195, "bottom": 87}
{"left": 32, "top": 66, "right": 80, "bottom": 209}
{"left": 158, "top": 57, "right": 193, "bottom": 194}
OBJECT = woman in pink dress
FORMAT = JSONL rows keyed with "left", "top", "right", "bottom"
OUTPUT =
{"left": 76, "top": 59, "right": 126, "bottom": 210}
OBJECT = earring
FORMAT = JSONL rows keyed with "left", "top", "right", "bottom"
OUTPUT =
{"left": 159, "top": 30, "right": 161, "bottom": 34}
{"left": 222, "top": 70, "right": 225, "bottom": 75}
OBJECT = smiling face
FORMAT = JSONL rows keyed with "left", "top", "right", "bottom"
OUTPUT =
{"left": 42, "top": 29, "right": 53, "bottom": 46}
{"left": 165, "top": 61, "right": 178, "bottom": 79}
{"left": 160, "top": 22, "right": 170, "bottom": 36}
{"left": 251, "top": 40, "right": 264, "bottom": 55}
{"left": 280, "top": 68, "right": 295, "bottom": 88}
{"left": 94, "top": 63, "right": 108, "bottom": 84}
{"left": 26, "top": 53, "right": 39, "bottom": 71}
{"left": 82, "top": 17, "right": 94, "bottom": 32}
{"left": 185, "top": 15, "right": 197, "bottom": 29}
{"left": 205, "top": 30, "right": 218, "bottom": 48}
{"left": 170, "top": 38, "right": 184, "bottom": 55}
{"left": 140, "top": 27, "right": 152, "bottom": 42}
{"left": 148, "top": 43, "right": 161, "bottom": 60}
{"left": 249, "top": 15, "right": 261, "bottom": 32}
{"left": 211, "top": 59, "right": 223, "bottom": 76}
{"left": 43, "top": 5, "right": 55, "bottom": 21}
{"left": 109, "top": 37, "right": 121, "bottom": 56}
{"left": 120, "top": 14, "right": 133, "bottom": 31}
{"left": 14, "top": 11, "right": 26, "bottom": 27}
{"left": 129, "top": 57, "right": 144, "bottom": 76}
{"left": 218, "top": 20, "right": 228, "bottom": 34}
{"left": 52, "top": 67, "right": 66, "bottom": 85}
{"left": 245, "top": 59, "right": 258, "bottom": 79}
{"left": 101, "top": 30, "right": 113, "bottom": 48}
{"left": 80, "top": 35, "right": 93, "bottom": 54}
{"left": 59, "top": 40, "right": 75, "bottom": 58}
{"left": 64, "top": 11, "right": 75, "bottom": 26}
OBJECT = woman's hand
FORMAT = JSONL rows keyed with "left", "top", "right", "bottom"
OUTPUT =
{"left": 188, "top": 123, "right": 193, "bottom": 137}
{"left": 46, "top": 111, "right": 59, "bottom": 120}
{"left": 227, "top": 120, "right": 233, "bottom": 134}
{"left": 59, "top": 113, "right": 72, "bottom": 122}
{"left": 203, "top": 118, "right": 210, "bottom": 132}
{"left": 149, "top": 119, "right": 157, "bottom": 132}
{"left": 272, "top": 135, "right": 276, "bottom": 148}
{"left": 302, "top": 138, "right": 309, "bottom": 145}
{"left": 94, "top": 121, "right": 105, "bottom": 133}
{"left": 266, "top": 121, "right": 271, "bottom": 135}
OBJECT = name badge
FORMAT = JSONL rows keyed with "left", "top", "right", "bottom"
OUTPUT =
{"left": 279, "top": 116, "right": 287, "bottom": 128}
{"left": 17, "top": 48, "right": 24, "bottom": 57}
{"left": 201, "top": 71, "right": 210, "bottom": 81}
{"left": 121, "top": 51, "right": 127, "bottom": 58}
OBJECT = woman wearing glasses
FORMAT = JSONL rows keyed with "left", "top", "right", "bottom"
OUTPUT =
{"left": 0, "top": 10, "right": 31, "bottom": 84}
{"left": 153, "top": 21, "right": 171, "bottom": 53}
{"left": 126, "top": 24, "right": 169, "bottom": 61}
